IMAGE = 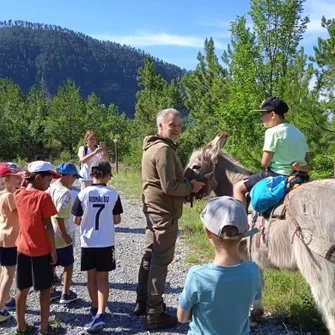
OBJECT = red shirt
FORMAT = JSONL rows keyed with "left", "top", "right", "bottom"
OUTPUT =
{"left": 14, "top": 188, "right": 58, "bottom": 257}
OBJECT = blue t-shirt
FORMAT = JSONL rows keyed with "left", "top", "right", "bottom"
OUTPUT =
{"left": 179, "top": 261, "right": 262, "bottom": 335}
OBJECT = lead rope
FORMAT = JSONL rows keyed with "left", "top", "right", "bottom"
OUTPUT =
{"left": 285, "top": 194, "right": 335, "bottom": 262}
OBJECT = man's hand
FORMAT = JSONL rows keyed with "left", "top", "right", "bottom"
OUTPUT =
{"left": 50, "top": 250, "right": 57, "bottom": 265}
{"left": 191, "top": 180, "right": 205, "bottom": 193}
{"left": 62, "top": 234, "right": 73, "bottom": 245}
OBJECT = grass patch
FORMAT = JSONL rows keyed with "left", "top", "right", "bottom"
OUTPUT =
{"left": 50, "top": 316, "right": 64, "bottom": 334}
{"left": 111, "top": 164, "right": 142, "bottom": 199}
{"left": 179, "top": 199, "right": 214, "bottom": 261}
{"left": 263, "top": 270, "right": 325, "bottom": 333}
{"left": 112, "top": 166, "right": 325, "bottom": 333}
{"left": 185, "top": 253, "right": 202, "bottom": 264}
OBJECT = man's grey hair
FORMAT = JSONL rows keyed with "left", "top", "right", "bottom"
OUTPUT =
{"left": 156, "top": 108, "right": 180, "bottom": 129}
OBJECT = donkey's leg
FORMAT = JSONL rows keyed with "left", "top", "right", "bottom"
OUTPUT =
{"left": 246, "top": 215, "right": 274, "bottom": 323}
{"left": 294, "top": 240, "right": 335, "bottom": 335}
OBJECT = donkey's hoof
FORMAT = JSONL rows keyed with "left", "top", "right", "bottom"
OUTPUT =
{"left": 250, "top": 308, "right": 264, "bottom": 323}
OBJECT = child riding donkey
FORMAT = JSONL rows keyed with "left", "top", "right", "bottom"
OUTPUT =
{"left": 233, "top": 97, "right": 311, "bottom": 211}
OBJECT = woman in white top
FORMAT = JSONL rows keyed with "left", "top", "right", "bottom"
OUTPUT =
{"left": 78, "top": 130, "right": 109, "bottom": 190}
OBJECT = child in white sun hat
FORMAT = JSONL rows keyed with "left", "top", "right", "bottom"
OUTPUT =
{"left": 14, "top": 161, "right": 60, "bottom": 335}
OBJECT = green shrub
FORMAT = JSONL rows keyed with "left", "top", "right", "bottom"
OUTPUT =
{"left": 310, "top": 155, "right": 334, "bottom": 180}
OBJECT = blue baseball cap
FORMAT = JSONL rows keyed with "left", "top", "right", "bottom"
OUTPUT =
{"left": 56, "top": 163, "right": 82, "bottom": 179}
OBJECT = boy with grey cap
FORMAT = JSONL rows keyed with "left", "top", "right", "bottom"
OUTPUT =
{"left": 177, "top": 196, "right": 261, "bottom": 335}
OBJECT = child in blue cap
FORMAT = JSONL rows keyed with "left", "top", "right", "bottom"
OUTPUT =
{"left": 47, "top": 163, "right": 82, "bottom": 304}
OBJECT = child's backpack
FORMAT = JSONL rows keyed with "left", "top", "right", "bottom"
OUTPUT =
{"left": 250, "top": 175, "right": 288, "bottom": 213}
{"left": 79, "top": 145, "right": 88, "bottom": 169}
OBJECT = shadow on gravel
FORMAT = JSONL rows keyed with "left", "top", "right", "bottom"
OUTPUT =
{"left": 26, "top": 299, "right": 90, "bottom": 317}
{"left": 115, "top": 227, "right": 145, "bottom": 234}
{"left": 52, "top": 311, "right": 89, "bottom": 327}
{"left": 48, "top": 301, "right": 188, "bottom": 334}
{"left": 57, "top": 298, "right": 92, "bottom": 309}
{"left": 106, "top": 301, "right": 189, "bottom": 334}
{"left": 109, "top": 282, "right": 137, "bottom": 291}
{"left": 165, "top": 282, "right": 183, "bottom": 294}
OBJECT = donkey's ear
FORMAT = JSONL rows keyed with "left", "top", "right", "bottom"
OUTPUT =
{"left": 204, "top": 132, "right": 228, "bottom": 162}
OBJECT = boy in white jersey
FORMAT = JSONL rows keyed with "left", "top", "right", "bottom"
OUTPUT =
{"left": 71, "top": 160, "right": 123, "bottom": 332}
{"left": 233, "top": 97, "right": 310, "bottom": 208}
{"left": 178, "top": 196, "right": 262, "bottom": 335}
{"left": 48, "top": 163, "right": 82, "bottom": 305}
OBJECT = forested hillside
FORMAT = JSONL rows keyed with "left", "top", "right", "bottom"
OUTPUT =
{"left": 0, "top": 20, "right": 184, "bottom": 116}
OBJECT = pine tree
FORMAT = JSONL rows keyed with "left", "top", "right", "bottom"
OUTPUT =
{"left": 217, "top": 0, "right": 313, "bottom": 169}
{"left": 126, "top": 56, "right": 185, "bottom": 166}
{"left": 44, "top": 79, "right": 86, "bottom": 155}
{"left": 182, "top": 38, "right": 229, "bottom": 148}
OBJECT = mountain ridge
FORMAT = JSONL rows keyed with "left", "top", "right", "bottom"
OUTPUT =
{"left": 0, "top": 20, "right": 185, "bottom": 116}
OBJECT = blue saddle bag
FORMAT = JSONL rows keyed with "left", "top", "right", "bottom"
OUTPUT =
{"left": 250, "top": 175, "right": 288, "bottom": 213}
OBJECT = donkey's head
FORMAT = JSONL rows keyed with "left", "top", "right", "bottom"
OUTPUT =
{"left": 185, "top": 132, "right": 228, "bottom": 198}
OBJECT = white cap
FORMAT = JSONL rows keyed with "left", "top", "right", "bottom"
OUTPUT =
{"left": 27, "top": 161, "right": 61, "bottom": 179}
{"left": 200, "top": 196, "right": 259, "bottom": 240}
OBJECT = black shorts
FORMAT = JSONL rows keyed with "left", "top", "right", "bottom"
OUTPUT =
{"left": 17, "top": 253, "right": 54, "bottom": 291}
{"left": 0, "top": 247, "right": 17, "bottom": 266}
{"left": 81, "top": 246, "right": 116, "bottom": 272}
{"left": 55, "top": 244, "right": 74, "bottom": 267}
{"left": 244, "top": 170, "right": 279, "bottom": 192}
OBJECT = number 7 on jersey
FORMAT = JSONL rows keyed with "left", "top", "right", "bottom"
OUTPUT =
{"left": 93, "top": 204, "right": 105, "bottom": 230}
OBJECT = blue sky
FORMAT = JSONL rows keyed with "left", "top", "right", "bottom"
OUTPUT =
{"left": 1, "top": 0, "right": 334, "bottom": 70}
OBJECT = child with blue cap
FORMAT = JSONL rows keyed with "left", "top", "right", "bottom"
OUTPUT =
{"left": 47, "top": 163, "right": 82, "bottom": 304}
{"left": 178, "top": 196, "right": 262, "bottom": 335}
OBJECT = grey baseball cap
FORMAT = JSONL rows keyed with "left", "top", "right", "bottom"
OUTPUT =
{"left": 200, "top": 196, "right": 259, "bottom": 240}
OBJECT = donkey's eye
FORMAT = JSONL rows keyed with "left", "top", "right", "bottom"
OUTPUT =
{"left": 192, "top": 165, "right": 201, "bottom": 170}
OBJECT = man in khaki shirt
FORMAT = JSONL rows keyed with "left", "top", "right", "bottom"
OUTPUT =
{"left": 134, "top": 108, "right": 204, "bottom": 330}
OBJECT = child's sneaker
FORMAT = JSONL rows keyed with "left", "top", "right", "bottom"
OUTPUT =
{"left": 15, "top": 324, "right": 35, "bottom": 334}
{"left": 59, "top": 290, "right": 77, "bottom": 304}
{"left": 39, "top": 324, "right": 53, "bottom": 335}
{"left": 84, "top": 314, "right": 105, "bottom": 333}
{"left": 0, "top": 308, "right": 10, "bottom": 323}
{"left": 89, "top": 306, "right": 98, "bottom": 319}
{"left": 39, "top": 323, "right": 62, "bottom": 335}
{"left": 50, "top": 289, "right": 62, "bottom": 301}
{"left": 5, "top": 297, "right": 16, "bottom": 311}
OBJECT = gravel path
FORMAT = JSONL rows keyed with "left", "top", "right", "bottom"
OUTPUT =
{"left": 1, "top": 191, "right": 313, "bottom": 335}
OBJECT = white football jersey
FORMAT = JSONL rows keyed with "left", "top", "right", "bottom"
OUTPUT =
{"left": 71, "top": 184, "right": 123, "bottom": 248}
